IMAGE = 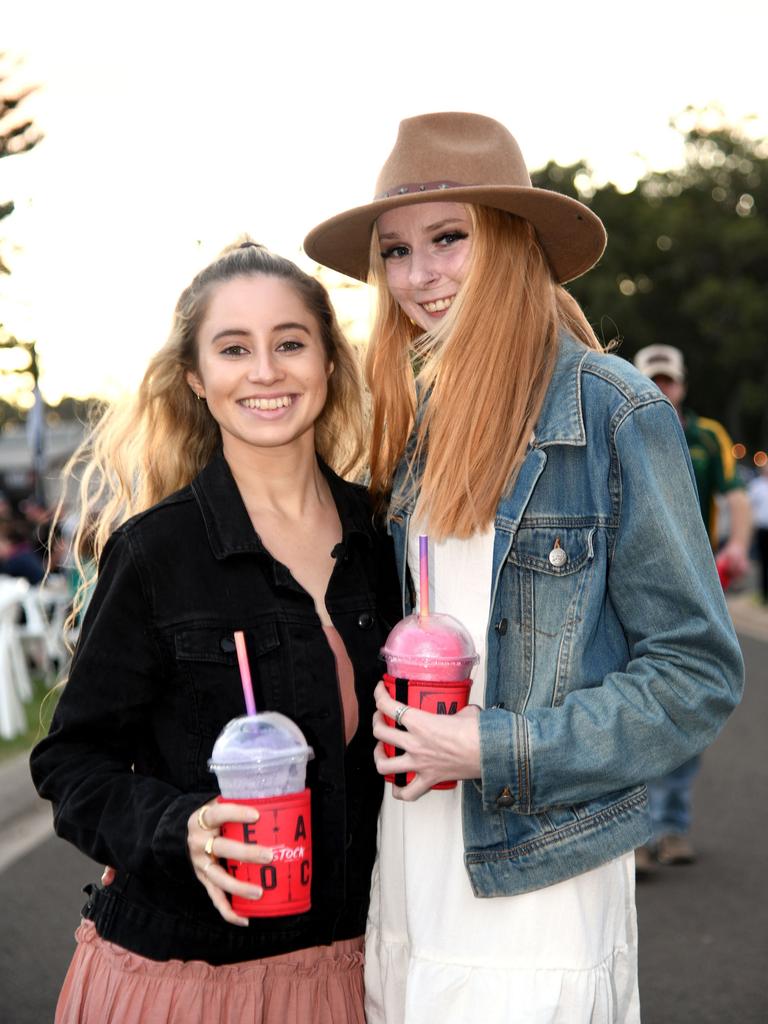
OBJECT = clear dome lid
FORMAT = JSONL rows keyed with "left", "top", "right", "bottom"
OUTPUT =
{"left": 208, "top": 712, "right": 314, "bottom": 770}
{"left": 381, "top": 612, "right": 479, "bottom": 670}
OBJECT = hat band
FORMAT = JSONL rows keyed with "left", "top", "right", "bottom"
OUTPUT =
{"left": 374, "top": 180, "right": 466, "bottom": 200}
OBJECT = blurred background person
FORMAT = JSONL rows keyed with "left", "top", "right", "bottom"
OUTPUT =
{"left": 747, "top": 462, "right": 768, "bottom": 606}
{"left": 633, "top": 343, "right": 752, "bottom": 871}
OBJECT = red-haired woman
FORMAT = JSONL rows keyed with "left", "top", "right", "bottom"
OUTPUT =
{"left": 305, "top": 113, "right": 743, "bottom": 1023}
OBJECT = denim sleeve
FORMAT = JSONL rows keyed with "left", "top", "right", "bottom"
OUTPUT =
{"left": 30, "top": 530, "right": 215, "bottom": 881}
{"left": 478, "top": 397, "right": 744, "bottom": 813}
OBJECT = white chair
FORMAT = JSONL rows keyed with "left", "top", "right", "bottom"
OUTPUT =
{"left": 0, "top": 575, "right": 32, "bottom": 739}
{"left": 19, "top": 577, "right": 74, "bottom": 685}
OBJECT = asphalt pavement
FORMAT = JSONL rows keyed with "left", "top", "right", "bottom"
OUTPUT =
{"left": 1, "top": 596, "right": 766, "bottom": 1023}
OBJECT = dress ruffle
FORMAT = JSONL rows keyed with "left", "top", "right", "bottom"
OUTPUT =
{"left": 56, "top": 920, "right": 365, "bottom": 1024}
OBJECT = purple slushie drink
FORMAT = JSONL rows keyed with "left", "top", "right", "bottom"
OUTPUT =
{"left": 208, "top": 712, "right": 314, "bottom": 917}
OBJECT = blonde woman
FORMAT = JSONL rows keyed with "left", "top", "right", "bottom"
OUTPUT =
{"left": 305, "top": 113, "right": 743, "bottom": 1023}
{"left": 31, "top": 240, "right": 399, "bottom": 1024}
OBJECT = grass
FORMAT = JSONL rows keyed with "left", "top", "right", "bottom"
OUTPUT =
{"left": 0, "top": 674, "right": 61, "bottom": 764}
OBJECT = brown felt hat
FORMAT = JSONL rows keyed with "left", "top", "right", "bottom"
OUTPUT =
{"left": 304, "top": 112, "right": 606, "bottom": 284}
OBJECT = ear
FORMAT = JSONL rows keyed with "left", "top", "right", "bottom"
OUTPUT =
{"left": 326, "top": 360, "right": 335, "bottom": 379}
{"left": 185, "top": 369, "right": 204, "bottom": 399}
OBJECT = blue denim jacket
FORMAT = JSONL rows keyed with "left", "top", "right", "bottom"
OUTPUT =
{"left": 388, "top": 333, "right": 743, "bottom": 897}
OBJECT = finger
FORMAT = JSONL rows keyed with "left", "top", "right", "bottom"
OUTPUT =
{"left": 101, "top": 866, "right": 116, "bottom": 886}
{"left": 392, "top": 773, "right": 435, "bottom": 802}
{"left": 373, "top": 744, "right": 413, "bottom": 777}
{"left": 194, "top": 802, "right": 261, "bottom": 833}
{"left": 208, "top": 834, "right": 275, "bottom": 865}
{"left": 372, "top": 713, "right": 414, "bottom": 747}
{"left": 199, "top": 871, "right": 252, "bottom": 927}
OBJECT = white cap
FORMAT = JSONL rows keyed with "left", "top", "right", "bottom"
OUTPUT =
{"left": 633, "top": 344, "right": 686, "bottom": 383}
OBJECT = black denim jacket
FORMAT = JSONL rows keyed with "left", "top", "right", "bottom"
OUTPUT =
{"left": 30, "top": 452, "right": 400, "bottom": 964}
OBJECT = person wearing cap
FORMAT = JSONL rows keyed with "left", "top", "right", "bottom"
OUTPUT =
{"left": 305, "top": 112, "right": 743, "bottom": 1023}
{"left": 633, "top": 343, "right": 751, "bottom": 872}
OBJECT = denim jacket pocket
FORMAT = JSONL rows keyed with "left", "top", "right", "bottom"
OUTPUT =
{"left": 503, "top": 524, "right": 597, "bottom": 710}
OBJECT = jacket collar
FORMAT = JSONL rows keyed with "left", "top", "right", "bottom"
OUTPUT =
{"left": 531, "top": 331, "right": 588, "bottom": 448}
{"left": 191, "top": 449, "right": 372, "bottom": 560}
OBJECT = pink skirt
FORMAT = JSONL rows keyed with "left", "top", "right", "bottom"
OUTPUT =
{"left": 56, "top": 920, "right": 365, "bottom": 1024}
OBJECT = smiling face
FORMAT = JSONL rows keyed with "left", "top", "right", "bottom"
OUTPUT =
{"left": 376, "top": 201, "right": 473, "bottom": 332}
{"left": 186, "top": 274, "right": 333, "bottom": 465}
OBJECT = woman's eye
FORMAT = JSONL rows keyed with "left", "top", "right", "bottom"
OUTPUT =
{"left": 277, "top": 339, "right": 304, "bottom": 353}
{"left": 435, "top": 231, "right": 468, "bottom": 247}
{"left": 221, "top": 343, "right": 248, "bottom": 356}
{"left": 380, "top": 244, "right": 410, "bottom": 260}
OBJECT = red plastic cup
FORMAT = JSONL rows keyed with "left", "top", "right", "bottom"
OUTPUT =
{"left": 217, "top": 789, "right": 312, "bottom": 917}
{"left": 382, "top": 673, "right": 473, "bottom": 790}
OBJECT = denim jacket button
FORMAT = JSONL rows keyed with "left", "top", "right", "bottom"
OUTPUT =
{"left": 495, "top": 618, "right": 508, "bottom": 636}
{"left": 357, "top": 612, "right": 374, "bottom": 629}
{"left": 548, "top": 539, "right": 567, "bottom": 567}
{"left": 219, "top": 637, "right": 236, "bottom": 653}
{"left": 496, "top": 786, "right": 514, "bottom": 808}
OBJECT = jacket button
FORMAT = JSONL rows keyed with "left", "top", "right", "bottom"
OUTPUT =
{"left": 220, "top": 637, "right": 236, "bottom": 653}
{"left": 496, "top": 786, "right": 514, "bottom": 808}
{"left": 495, "top": 618, "right": 508, "bottom": 635}
{"left": 357, "top": 612, "right": 374, "bottom": 630}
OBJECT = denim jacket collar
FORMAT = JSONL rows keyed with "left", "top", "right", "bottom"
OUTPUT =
{"left": 530, "top": 332, "right": 588, "bottom": 449}
{"left": 191, "top": 449, "right": 372, "bottom": 560}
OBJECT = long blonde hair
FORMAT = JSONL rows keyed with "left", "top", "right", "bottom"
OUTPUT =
{"left": 62, "top": 239, "right": 364, "bottom": 620}
{"left": 366, "top": 205, "right": 604, "bottom": 538}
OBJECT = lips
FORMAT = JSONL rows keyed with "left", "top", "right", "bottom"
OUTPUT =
{"left": 239, "top": 395, "right": 294, "bottom": 410}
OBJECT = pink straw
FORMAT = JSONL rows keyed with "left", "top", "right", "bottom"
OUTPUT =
{"left": 233, "top": 631, "right": 257, "bottom": 715}
{"left": 419, "top": 535, "right": 430, "bottom": 618}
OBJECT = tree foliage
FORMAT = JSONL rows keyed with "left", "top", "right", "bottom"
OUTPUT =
{"left": 1, "top": 53, "right": 43, "bottom": 273}
{"left": 533, "top": 112, "right": 768, "bottom": 451}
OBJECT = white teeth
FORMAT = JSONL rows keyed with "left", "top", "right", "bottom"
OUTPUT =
{"left": 241, "top": 396, "right": 293, "bottom": 410}
{"left": 422, "top": 296, "right": 454, "bottom": 313}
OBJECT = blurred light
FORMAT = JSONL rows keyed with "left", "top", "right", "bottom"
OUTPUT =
{"left": 636, "top": 275, "right": 653, "bottom": 294}
{"left": 711, "top": 186, "right": 727, "bottom": 202}
{"left": 736, "top": 193, "right": 755, "bottom": 215}
{"left": 618, "top": 278, "right": 637, "bottom": 296}
{"left": 656, "top": 235, "right": 673, "bottom": 251}
{"left": 754, "top": 451, "right": 768, "bottom": 468}
{"left": 732, "top": 443, "right": 747, "bottom": 460}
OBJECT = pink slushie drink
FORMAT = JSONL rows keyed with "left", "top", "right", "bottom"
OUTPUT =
{"left": 381, "top": 611, "right": 478, "bottom": 790}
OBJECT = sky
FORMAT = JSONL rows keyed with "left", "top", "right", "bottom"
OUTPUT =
{"left": 2, "top": 0, "right": 767, "bottom": 405}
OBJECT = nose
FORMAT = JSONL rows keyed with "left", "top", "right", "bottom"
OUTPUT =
{"left": 247, "top": 345, "right": 284, "bottom": 385}
{"left": 407, "top": 251, "right": 440, "bottom": 289}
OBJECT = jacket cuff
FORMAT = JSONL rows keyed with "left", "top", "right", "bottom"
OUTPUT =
{"left": 478, "top": 708, "right": 530, "bottom": 813}
{"left": 152, "top": 791, "right": 217, "bottom": 880}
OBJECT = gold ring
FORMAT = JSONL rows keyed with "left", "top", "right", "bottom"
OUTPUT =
{"left": 394, "top": 703, "right": 409, "bottom": 728}
{"left": 197, "top": 805, "right": 214, "bottom": 832}
{"left": 204, "top": 835, "right": 217, "bottom": 858}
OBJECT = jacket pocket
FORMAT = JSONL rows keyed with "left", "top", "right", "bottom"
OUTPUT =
{"left": 174, "top": 623, "right": 282, "bottom": 781}
{"left": 505, "top": 524, "right": 597, "bottom": 708}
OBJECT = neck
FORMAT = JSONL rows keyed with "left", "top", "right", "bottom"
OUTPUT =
{"left": 222, "top": 435, "right": 328, "bottom": 519}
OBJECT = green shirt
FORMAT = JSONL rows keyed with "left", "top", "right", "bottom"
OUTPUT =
{"left": 683, "top": 409, "right": 743, "bottom": 547}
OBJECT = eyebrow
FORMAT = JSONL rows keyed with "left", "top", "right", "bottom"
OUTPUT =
{"left": 378, "top": 217, "right": 468, "bottom": 241}
{"left": 210, "top": 322, "right": 312, "bottom": 343}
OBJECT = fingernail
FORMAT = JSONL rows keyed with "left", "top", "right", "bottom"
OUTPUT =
{"left": 249, "top": 810, "right": 260, "bottom": 821}
{"left": 248, "top": 887, "right": 263, "bottom": 899}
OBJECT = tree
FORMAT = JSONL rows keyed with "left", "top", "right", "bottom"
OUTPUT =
{"left": 1, "top": 53, "right": 43, "bottom": 273}
{"left": 533, "top": 111, "right": 768, "bottom": 453}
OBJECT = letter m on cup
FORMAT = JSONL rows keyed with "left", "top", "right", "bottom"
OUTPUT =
{"left": 436, "top": 701, "right": 458, "bottom": 715}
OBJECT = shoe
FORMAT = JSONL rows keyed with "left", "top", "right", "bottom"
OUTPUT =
{"left": 634, "top": 845, "right": 657, "bottom": 877}
{"left": 656, "top": 833, "right": 696, "bottom": 865}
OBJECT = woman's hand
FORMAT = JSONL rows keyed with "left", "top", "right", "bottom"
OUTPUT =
{"left": 188, "top": 801, "right": 274, "bottom": 927}
{"left": 372, "top": 681, "right": 481, "bottom": 800}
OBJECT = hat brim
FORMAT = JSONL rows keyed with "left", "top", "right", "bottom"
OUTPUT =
{"left": 304, "top": 186, "right": 606, "bottom": 284}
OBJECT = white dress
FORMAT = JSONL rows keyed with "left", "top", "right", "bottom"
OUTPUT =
{"left": 365, "top": 528, "right": 640, "bottom": 1024}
